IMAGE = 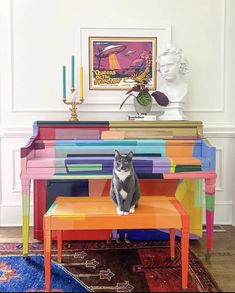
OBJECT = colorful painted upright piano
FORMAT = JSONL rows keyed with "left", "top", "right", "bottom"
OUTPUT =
{"left": 20, "top": 121, "right": 216, "bottom": 257}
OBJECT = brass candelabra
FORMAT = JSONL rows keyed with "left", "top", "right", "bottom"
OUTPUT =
{"left": 63, "top": 88, "right": 84, "bottom": 121}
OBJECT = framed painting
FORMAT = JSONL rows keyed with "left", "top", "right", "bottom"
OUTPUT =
{"left": 89, "top": 37, "right": 157, "bottom": 91}
{"left": 79, "top": 27, "right": 171, "bottom": 106}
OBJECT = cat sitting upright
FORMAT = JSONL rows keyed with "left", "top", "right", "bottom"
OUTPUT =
{"left": 110, "top": 150, "right": 141, "bottom": 215}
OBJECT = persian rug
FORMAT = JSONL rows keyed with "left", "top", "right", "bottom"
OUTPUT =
{"left": 0, "top": 241, "right": 221, "bottom": 292}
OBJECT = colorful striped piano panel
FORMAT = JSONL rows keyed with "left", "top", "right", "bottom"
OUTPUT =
{"left": 21, "top": 121, "right": 216, "bottom": 242}
{"left": 27, "top": 137, "right": 215, "bottom": 178}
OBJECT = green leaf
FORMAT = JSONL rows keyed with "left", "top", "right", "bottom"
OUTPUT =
{"left": 136, "top": 92, "right": 152, "bottom": 106}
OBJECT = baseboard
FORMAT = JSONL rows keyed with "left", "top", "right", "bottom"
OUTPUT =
{"left": 202, "top": 224, "right": 226, "bottom": 232}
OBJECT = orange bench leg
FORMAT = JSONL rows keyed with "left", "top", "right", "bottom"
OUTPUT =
{"left": 170, "top": 228, "right": 175, "bottom": 259}
{"left": 57, "top": 230, "right": 63, "bottom": 263}
{"left": 43, "top": 216, "right": 51, "bottom": 293}
{"left": 181, "top": 227, "right": 189, "bottom": 290}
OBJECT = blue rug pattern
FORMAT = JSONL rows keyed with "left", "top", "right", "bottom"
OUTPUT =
{"left": 0, "top": 255, "right": 90, "bottom": 292}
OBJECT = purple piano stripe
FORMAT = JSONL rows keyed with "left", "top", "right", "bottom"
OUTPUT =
{"left": 67, "top": 168, "right": 154, "bottom": 175}
{"left": 153, "top": 158, "right": 171, "bottom": 173}
{"left": 66, "top": 159, "right": 153, "bottom": 166}
{"left": 133, "top": 166, "right": 153, "bottom": 173}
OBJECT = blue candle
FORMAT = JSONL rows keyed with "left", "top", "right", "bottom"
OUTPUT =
{"left": 71, "top": 55, "right": 75, "bottom": 88}
{"left": 62, "top": 65, "right": 66, "bottom": 98}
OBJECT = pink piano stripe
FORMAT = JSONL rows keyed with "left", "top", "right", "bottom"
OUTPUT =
{"left": 205, "top": 185, "right": 216, "bottom": 195}
{"left": 27, "top": 168, "right": 55, "bottom": 174}
{"left": 56, "top": 129, "right": 101, "bottom": 139}
{"left": 21, "top": 157, "right": 27, "bottom": 174}
{"left": 35, "top": 147, "right": 55, "bottom": 158}
{"left": 206, "top": 210, "right": 214, "bottom": 252}
{"left": 164, "top": 171, "right": 216, "bottom": 180}
{"left": 27, "top": 158, "right": 56, "bottom": 168}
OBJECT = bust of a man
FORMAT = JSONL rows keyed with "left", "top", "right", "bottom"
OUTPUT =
{"left": 157, "top": 45, "right": 189, "bottom": 120}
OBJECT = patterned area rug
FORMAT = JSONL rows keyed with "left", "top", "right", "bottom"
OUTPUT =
{"left": 0, "top": 241, "right": 220, "bottom": 292}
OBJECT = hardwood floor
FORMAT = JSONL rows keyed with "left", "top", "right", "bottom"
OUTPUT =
{"left": 190, "top": 225, "right": 235, "bottom": 292}
{"left": 0, "top": 225, "right": 235, "bottom": 292}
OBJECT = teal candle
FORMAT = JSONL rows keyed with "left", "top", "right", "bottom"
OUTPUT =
{"left": 71, "top": 55, "right": 75, "bottom": 88}
{"left": 62, "top": 65, "right": 66, "bottom": 98}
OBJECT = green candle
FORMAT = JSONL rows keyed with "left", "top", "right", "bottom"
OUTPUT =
{"left": 71, "top": 55, "right": 75, "bottom": 88}
{"left": 62, "top": 65, "right": 66, "bottom": 98}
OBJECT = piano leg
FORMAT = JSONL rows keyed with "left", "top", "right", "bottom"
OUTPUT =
{"left": 21, "top": 178, "right": 31, "bottom": 258}
{"left": 205, "top": 177, "right": 216, "bottom": 255}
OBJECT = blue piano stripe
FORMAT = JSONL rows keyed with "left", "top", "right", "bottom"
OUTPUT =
{"left": 192, "top": 140, "right": 202, "bottom": 158}
{"left": 57, "top": 145, "right": 165, "bottom": 155}
{"left": 200, "top": 158, "right": 210, "bottom": 171}
{"left": 55, "top": 139, "right": 166, "bottom": 146}
{"left": 201, "top": 139, "right": 216, "bottom": 170}
{"left": 67, "top": 153, "right": 162, "bottom": 157}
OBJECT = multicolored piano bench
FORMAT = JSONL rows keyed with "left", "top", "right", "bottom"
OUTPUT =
{"left": 43, "top": 196, "right": 190, "bottom": 292}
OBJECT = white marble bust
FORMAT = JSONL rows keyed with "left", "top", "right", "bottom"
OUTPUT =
{"left": 157, "top": 45, "right": 189, "bottom": 120}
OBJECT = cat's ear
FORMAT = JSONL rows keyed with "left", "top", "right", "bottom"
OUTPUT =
{"left": 127, "top": 151, "right": 133, "bottom": 160}
{"left": 115, "top": 150, "right": 121, "bottom": 158}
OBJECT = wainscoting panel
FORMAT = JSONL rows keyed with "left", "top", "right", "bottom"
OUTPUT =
{"left": 0, "top": 124, "right": 234, "bottom": 226}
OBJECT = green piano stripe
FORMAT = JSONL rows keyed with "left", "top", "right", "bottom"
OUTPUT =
{"left": 22, "top": 195, "right": 30, "bottom": 216}
{"left": 194, "top": 179, "right": 203, "bottom": 207}
{"left": 206, "top": 195, "right": 215, "bottom": 211}
{"left": 67, "top": 164, "right": 102, "bottom": 171}
{"left": 175, "top": 165, "right": 201, "bottom": 172}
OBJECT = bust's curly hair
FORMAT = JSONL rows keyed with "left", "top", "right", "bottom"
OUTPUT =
{"left": 157, "top": 45, "right": 189, "bottom": 75}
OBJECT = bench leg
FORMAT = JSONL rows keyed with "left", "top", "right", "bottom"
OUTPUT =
{"left": 57, "top": 230, "right": 63, "bottom": 263}
{"left": 181, "top": 228, "right": 189, "bottom": 290}
{"left": 44, "top": 216, "right": 51, "bottom": 293}
{"left": 170, "top": 228, "right": 175, "bottom": 259}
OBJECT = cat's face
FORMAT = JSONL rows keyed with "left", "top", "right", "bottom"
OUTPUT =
{"left": 114, "top": 150, "right": 133, "bottom": 172}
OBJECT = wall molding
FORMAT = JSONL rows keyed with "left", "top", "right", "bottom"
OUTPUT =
{"left": 0, "top": 124, "right": 32, "bottom": 137}
{"left": 1, "top": 0, "right": 233, "bottom": 227}
{"left": 1, "top": 201, "right": 232, "bottom": 227}
{"left": 215, "top": 147, "right": 223, "bottom": 191}
{"left": 204, "top": 123, "right": 235, "bottom": 137}
{"left": 0, "top": 122, "right": 234, "bottom": 138}
{"left": 7, "top": 0, "right": 227, "bottom": 113}
{"left": 1, "top": 201, "right": 232, "bottom": 208}
{"left": 0, "top": 203, "right": 34, "bottom": 226}
{"left": 11, "top": 149, "right": 34, "bottom": 194}
{"left": 12, "top": 149, "right": 19, "bottom": 193}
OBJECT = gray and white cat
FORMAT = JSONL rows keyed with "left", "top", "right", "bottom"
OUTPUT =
{"left": 110, "top": 150, "right": 141, "bottom": 215}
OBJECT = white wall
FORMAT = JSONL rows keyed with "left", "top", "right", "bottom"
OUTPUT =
{"left": 0, "top": 0, "right": 235, "bottom": 226}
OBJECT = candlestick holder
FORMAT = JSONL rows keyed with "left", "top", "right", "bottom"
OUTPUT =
{"left": 63, "top": 88, "right": 84, "bottom": 121}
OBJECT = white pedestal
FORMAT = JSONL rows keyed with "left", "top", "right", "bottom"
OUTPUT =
{"left": 158, "top": 102, "right": 187, "bottom": 121}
